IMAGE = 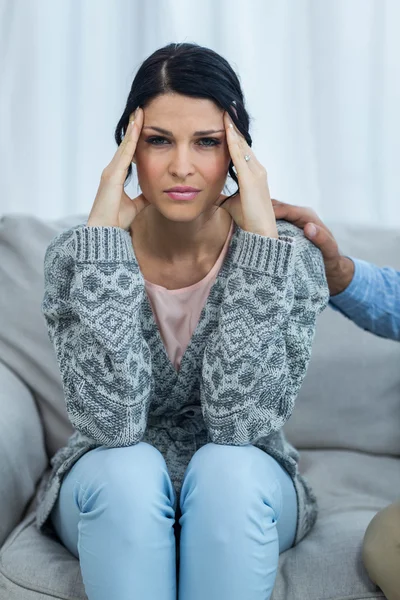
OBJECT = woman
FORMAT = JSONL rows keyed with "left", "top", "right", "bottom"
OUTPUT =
{"left": 37, "top": 42, "right": 329, "bottom": 600}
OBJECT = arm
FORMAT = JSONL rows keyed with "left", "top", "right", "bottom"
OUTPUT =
{"left": 200, "top": 226, "right": 330, "bottom": 445}
{"left": 42, "top": 224, "right": 154, "bottom": 447}
{"left": 270, "top": 201, "right": 400, "bottom": 342}
{"left": 329, "top": 257, "right": 400, "bottom": 341}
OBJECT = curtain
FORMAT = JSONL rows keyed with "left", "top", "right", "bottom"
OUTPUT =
{"left": 0, "top": 0, "right": 399, "bottom": 226}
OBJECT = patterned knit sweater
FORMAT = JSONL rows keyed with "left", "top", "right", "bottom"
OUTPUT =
{"left": 35, "top": 219, "right": 329, "bottom": 546}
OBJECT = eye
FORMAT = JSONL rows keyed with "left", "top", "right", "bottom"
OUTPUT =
{"left": 145, "top": 136, "right": 221, "bottom": 147}
{"left": 197, "top": 138, "right": 221, "bottom": 147}
{"left": 146, "top": 136, "right": 169, "bottom": 145}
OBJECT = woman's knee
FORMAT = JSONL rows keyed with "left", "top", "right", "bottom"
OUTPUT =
{"left": 71, "top": 442, "right": 174, "bottom": 508}
{"left": 183, "top": 443, "right": 282, "bottom": 503}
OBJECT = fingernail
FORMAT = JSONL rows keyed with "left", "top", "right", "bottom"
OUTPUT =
{"left": 307, "top": 224, "right": 317, "bottom": 238}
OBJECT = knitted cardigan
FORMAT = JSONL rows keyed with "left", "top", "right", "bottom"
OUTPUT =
{"left": 35, "top": 218, "right": 329, "bottom": 546}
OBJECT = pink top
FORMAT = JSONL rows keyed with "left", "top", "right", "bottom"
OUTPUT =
{"left": 144, "top": 218, "right": 235, "bottom": 372}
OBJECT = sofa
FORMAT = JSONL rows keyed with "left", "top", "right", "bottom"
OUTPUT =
{"left": 0, "top": 212, "right": 399, "bottom": 600}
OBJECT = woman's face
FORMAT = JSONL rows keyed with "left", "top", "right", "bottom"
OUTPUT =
{"left": 133, "top": 93, "right": 231, "bottom": 220}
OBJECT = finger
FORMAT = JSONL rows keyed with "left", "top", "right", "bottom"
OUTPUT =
{"left": 224, "top": 112, "right": 261, "bottom": 176}
{"left": 224, "top": 111, "right": 246, "bottom": 172}
{"left": 303, "top": 223, "right": 339, "bottom": 261}
{"left": 272, "top": 201, "right": 323, "bottom": 228}
{"left": 117, "top": 107, "right": 143, "bottom": 160}
{"left": 224, "top": 112, "right": 256, "bottom": 162}
{"left": 108, "top": 108, "right": 143, "bottom": 179}
{"left": 117, "top": 109, "right": 138, "bottom": 151}
{"left": 271, "top": 199, "right": 338, "bottom": 260}
{"left": 227, "top": 114, "right": 267, "bottom": 181}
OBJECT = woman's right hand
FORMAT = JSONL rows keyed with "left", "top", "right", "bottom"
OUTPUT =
{"left": 87, "top": 107, "right": 150, "bottom": 229}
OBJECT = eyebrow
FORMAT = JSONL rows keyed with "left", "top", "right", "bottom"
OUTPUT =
{"left": 143, "top": 126, "right": 225, "bottom": 136}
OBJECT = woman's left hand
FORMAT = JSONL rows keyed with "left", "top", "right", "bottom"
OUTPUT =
{"left": 215, "top": 111, "right": 278, "bottom": 239}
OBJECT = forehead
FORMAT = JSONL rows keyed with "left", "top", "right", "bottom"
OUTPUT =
{"left": 144, "top": 93, "right": 223, "bottom": 127}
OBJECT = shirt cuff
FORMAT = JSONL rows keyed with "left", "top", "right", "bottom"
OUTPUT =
{"left": 328, "top": 257, "right": 373, "bottom": 314}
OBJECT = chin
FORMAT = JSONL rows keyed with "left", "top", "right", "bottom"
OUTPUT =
{"left": 151, "top": 197, "right": 212, "bottom": 220}
{"left": 159, "top": 207, "right": 204, "bottom": 222}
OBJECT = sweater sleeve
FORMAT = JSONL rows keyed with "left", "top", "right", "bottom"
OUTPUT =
{"left": 200, "top": 226, "right": 330, "bottom": 445}
{"left": 41, "top": 224, "right": 154, "bottom": 447}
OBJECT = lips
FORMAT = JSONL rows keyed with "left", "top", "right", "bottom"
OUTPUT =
{"left": 165, "top": 187, "right": 201, "bottom": 192}
{"left": 165, "top": 190, "right": 200, "bottom": 201}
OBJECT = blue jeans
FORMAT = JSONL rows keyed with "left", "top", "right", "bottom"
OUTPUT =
{"left": 51, "top": 442, "right": 298, "bottom": 600}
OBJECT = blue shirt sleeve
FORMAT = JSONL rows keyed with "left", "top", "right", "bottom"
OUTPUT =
{"left": 329, "top": 257, "right": 400, "bottom": 341}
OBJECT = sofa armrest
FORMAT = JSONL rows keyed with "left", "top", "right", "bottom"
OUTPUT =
{"left": 0, "top": 361, "right": 48, "bottom": 546}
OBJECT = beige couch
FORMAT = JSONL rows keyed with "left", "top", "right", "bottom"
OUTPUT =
{"left": 0, "top": 213, "right": 399, "bottom": 599}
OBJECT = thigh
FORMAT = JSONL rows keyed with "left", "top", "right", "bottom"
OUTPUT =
{"left": 51, "top": 442, "right": 177, "bottom": 559}
{"left": 50, "top": 445, "right": 178, "bottom": 600}
{"left": 244, "top": 445, "right": 297, "bottom": 553}
{"left": 180, "top": 443, "right": 298, "bottom": 554}
{"left": 271, "top": 458, "right": 298, "bottom": 553}
{"left": 50, "top": 446, "right": 116, "bottom": 558}
{"left": 50, "top": 452, "right": 93, "bottom": 559}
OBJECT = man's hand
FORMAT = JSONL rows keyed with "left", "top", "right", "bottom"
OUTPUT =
{"left": 271, "top": 199, "right": 355, "bottom": 296}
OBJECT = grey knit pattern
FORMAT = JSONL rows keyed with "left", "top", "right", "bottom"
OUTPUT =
{"left": 35, "top": 219, "right": 329, "bottom": 546}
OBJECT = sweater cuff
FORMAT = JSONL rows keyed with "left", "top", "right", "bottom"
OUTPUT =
{"left": 74, "top": 226, "right": 137, "bottom": 263}
{"left": 231, "top": 229, "right": 296, "bottom": 276}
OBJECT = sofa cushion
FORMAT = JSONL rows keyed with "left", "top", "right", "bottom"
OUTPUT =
{"left": 0, "top": 214, "right": 87, "bottom": 459}
{"left": 0, "top": 512, "right": 84, "bottom": 600}
{"left": 0, "top": 449, "right": 394, "bottom": 600}
{"left": 0, "top": 362, "right": 47, "bottom": 547}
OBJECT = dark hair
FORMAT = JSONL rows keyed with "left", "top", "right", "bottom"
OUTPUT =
{"left": 114, "top": 42, "right": 253, "bottom": 203}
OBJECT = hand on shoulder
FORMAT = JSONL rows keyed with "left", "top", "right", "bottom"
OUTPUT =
{"left": 272, "top": 200, "right": 355, "bottom": 296}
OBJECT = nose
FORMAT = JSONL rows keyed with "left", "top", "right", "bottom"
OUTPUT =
{"left": 168, "top": 145, "right": 195, "bottom": 179}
